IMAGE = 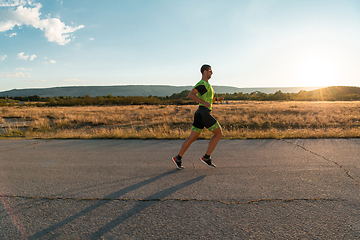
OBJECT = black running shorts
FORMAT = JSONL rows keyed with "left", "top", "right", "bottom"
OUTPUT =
{"left": 191, "top": 106, "right": 220, "bottom": 133}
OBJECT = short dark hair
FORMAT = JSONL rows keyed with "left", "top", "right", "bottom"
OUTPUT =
{"left": 200, "top": 64, "right": 211, "bottom": 74}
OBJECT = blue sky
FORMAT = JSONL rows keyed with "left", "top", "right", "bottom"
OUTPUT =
{"left": 1, "top": 0, "right": 360, "bottom": 92}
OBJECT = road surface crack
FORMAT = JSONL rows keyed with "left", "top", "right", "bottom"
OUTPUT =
{"left": 0, "top": 194, "right": 342, "bottom": 205}
{"left": 281, "top": 139, "right": 358, "bottom": 185}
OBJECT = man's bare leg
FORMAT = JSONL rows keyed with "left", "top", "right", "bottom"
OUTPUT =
{"left": 178, "top": 130, "right": 201, "bottom": 157}
{"left": 205, "top": 126, "right": 222, "bottom": 156}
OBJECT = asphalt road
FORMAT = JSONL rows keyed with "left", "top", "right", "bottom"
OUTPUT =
{"left": 0, "top": 139, "right": 359, "bottom": 239}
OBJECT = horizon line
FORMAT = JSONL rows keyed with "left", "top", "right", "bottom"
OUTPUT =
{"left": 0, "top": 85, "right": 346, "bottom": 93}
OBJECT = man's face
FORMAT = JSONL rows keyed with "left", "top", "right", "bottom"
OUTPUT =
{"left": 206, "top": 68, "right": 213, "bottom": 79}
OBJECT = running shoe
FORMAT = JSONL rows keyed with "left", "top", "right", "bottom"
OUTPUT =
{"left": 172, "top": 156, "right": 184, "bottom": 170}
{"left": 200, "top": 156, "right": 216, "bottom": 168}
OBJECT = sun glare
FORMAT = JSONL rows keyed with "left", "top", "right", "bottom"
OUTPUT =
{"left": 294, "top": 55, "right": 340, "bottom": 87}
{"left": 291, "top": 35, "right": 343, "bottom": 87}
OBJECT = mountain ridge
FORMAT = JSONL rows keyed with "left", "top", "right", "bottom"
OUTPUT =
{"left": 0, "top": 85, "right": 323, "bottom": 97}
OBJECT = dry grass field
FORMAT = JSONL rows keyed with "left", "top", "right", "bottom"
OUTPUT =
{"left": 1, "top": 101, "right": 360, "bottom": 139}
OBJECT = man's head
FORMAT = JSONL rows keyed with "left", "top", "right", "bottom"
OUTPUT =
{"left": 201, "top": 64, "right": 212, "bottom": 80}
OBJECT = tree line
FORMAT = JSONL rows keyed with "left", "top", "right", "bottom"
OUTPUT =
{"left": 216, "top": 86, "right": 360, "bottom": 101}
{"left": 1, "top": 86, "right": 359, "bottom": 106}
{"left": 0, "top": 94, "right": 191, "bottom": 107}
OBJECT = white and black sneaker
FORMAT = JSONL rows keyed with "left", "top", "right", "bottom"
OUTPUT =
{"left": 172, "top": 156, "right": 184, "bottom": 170}
{"left": 200, "top": 156, "right": 216, "bottom": 168}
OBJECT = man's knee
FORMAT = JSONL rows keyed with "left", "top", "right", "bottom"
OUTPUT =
{"left": 188, "top": 130, "right": 200, "bottom": 141}
{"left": 218, "top": 128, "right": 223, "bottom": 138}
{"left": 213, "top": 126, "right": 222, "bottom": 138}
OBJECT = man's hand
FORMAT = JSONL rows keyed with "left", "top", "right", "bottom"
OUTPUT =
{"left": 203, "top": 102, "right": 211, "bottom": 108}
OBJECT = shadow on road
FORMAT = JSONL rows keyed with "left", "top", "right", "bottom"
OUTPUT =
{"left": 90, "top": 175, "right": 206, "bottom": 239}
{"left": 28, "top": 169, "right": 205, "bottom": 239}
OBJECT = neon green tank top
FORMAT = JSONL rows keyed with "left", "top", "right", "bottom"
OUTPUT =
{"left": 193, "top": 80, "right": 215, "bottom": 110}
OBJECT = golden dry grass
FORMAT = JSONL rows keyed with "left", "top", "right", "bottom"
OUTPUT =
{"left": 1, "top": 101, "right": 360, "bottom": 139}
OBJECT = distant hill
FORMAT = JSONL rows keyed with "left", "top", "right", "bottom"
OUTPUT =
{"left": 307, "top": 86, "right": 360, "bottom": 95}
{"left": 294, "top": 86, "right": 360, "bottom": 101}
{"left": 0, "top": 85, "right": 323, "bottom": 97}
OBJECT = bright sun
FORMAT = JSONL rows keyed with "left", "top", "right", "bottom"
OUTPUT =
{"left": 294, "top": 55, "right": 340, "bottom": 87}
{"left": 291, "top": 35, "right": 343, "bottom": 87}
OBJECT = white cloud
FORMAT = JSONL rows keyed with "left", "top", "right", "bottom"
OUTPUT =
{"left": 89, "top": 37, "right": 94, "bottom": 41}
{"left": 0, "top": 0, "right": 29, "bottom": 7}
{"left": 17, "top": 52, "right": 28, "bottom": 60}
{"left": 15, "top": 67, "right": 26, "bottom": 71}
{"left": 17, "top": 52, "right": 36, "bottom": 61}
{"left": 49, "top": 59, "right": 56, "bottom": 63}
{"left": 0, "top": 1, "right": 84, "bottom": 45}
{"left": 8, "top": 32, "right": 17, "bottom": 37}
{"left": 0, "top": 72, "right": 29, "bottom": 77}
{"left": 1, "top": 55, "right": 6, "bottom": 60}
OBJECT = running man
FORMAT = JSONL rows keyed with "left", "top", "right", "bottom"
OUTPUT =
{"left": 172, "top": 64, "right": 223, "bottom": 169}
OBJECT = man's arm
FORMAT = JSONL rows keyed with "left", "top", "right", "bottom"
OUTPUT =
{"left": 188, "top": 88, "right": 211, "bottom": 108}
